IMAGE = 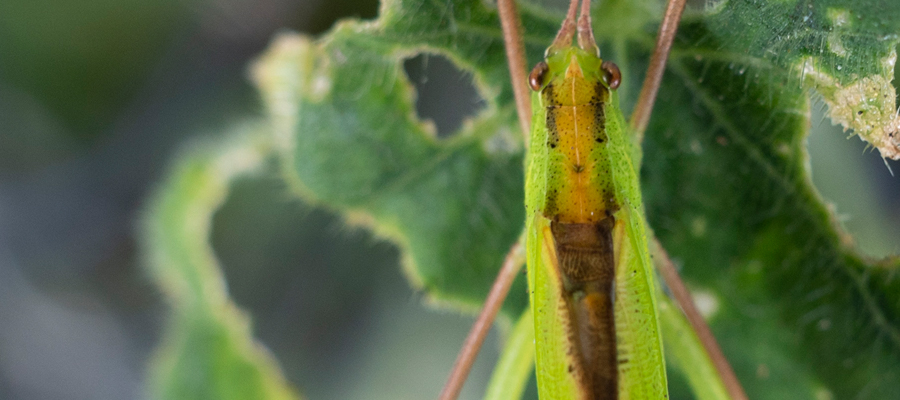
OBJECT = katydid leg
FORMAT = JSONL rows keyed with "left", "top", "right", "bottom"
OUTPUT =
{"left": 438, "top": 241, "right": 525, "bottom": 400}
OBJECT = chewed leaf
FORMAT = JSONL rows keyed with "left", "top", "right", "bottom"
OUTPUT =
{"left": 249, "top": 0, "right": 657, "bottom": 316}
{"left": 702, "top": 1, "right": 900, "bottom": 158}
{"left": 246, "top": 0, "right": 900, "bottom": 398}
{"left": 646, "top": 11, "right": 900, "bottom": 398}
{"left": 800, "top": 57, "right": 900, "bottom": 159}
{"left": 251, "top": 28, "right": 530, "bottom": 315}
{"left": 142, "top": 125, "right": 300, "bottom": 400}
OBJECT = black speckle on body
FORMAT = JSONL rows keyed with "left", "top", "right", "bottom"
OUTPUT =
{"left": 544, "top": 83, "right": 560, "bottom": 149}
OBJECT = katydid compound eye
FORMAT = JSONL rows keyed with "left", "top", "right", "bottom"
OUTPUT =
{"left": 529, "top": 61, "right": 549, "bottom": 91}
{"left": 601, "top": 61, "right": 621, "bottom": 89}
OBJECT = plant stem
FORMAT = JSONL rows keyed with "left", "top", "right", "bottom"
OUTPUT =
{"left": 652, "top": 239, "right": 749, "bottom": 400}
{"left": 437, "top": 241, "right": 525, "bottom": 400}
{"left": 498, "top": 0, "right": 532, "bottom": 142}
{"left": 630, "top": 0, "right": 686, "bottom": 139}
{"left": 631, "top": 0, "right": 748, "bottom": 397}
{"left": 436, "top": 3, "right": 532, "bottom": 398}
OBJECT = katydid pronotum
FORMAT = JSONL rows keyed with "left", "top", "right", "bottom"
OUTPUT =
{"left": 438, "top": 0, "right": 748, "bottom": 399}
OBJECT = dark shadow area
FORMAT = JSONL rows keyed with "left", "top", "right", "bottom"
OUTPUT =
{"left": 212, "top": 175, "right": 503, "bottom": 399}
{"left": 403, "top": 54, "right": 486, "bottom": 138}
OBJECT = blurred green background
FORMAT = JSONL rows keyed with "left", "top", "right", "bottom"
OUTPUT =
{"left": 0, "top": 0, "right": 897, "bottom": 399}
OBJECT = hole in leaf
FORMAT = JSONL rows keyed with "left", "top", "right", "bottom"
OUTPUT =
{"left": 403, "top": 54, "right": 486, "bottom": 138}
{"left": 808, "top": 101, "right": 900, "bottom": 258}
{"left": 306, "top": 0, "right": 379, "bottom": 34}
{"left": 212, "top": 177, "right": 505, "bottom": 398}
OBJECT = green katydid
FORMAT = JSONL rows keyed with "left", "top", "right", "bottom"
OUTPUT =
{"left": 524, "top": 0, "right": 665, "bottom": 397}
{"left": 440, "top": 0, "right": 746, "bottom": 399}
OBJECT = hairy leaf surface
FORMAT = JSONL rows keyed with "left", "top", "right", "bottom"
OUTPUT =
{"left": 144, "top": 0, "right": 900, "bottom": 397}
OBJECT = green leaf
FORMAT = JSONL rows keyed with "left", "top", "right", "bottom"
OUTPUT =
{"left": 243, "top": 0, "right": 900, "bottom": 398}
{"left": 700, "top": 0, "right": 900, "bottom": 160}
{"left": 657, "top": 292, "right": 729, "bottom": 400}
{"left": 142, "top": 125, "right": 300, "bottom": 400}
{"left": 252, "top": 24, "right": 534, "bottom": 316}
{"left": 644, "top": 6, "right": 900, "bottom": 397}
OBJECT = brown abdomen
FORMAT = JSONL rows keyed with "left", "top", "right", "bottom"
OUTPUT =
{"left": 551, "top": 218, "right": 617, "bottom": 400}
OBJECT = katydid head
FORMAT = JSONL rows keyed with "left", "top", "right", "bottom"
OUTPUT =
{"left": 529, "top": 0, "right": 620, "bottom": 93}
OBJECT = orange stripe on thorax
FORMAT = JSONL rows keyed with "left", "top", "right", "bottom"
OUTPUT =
{"left": 544, "top": 56, "right": 609, "bottom": 224}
